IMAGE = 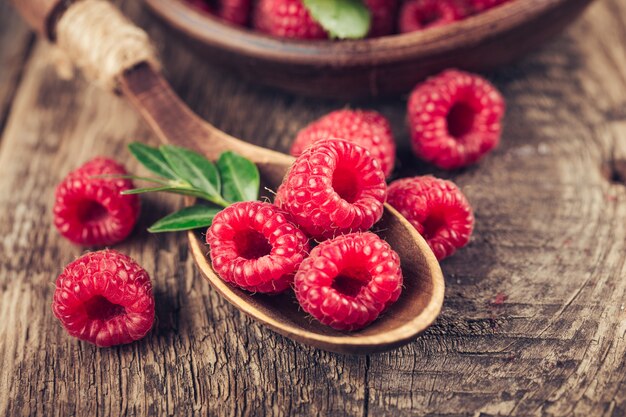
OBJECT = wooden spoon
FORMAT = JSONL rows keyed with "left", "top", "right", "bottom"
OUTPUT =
{"left": 12, "top": 0, "right": 444, "bottom": 354}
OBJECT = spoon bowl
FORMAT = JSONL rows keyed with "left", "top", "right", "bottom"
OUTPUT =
{"left": 189, "top": 204, "right": 444, "bottom": 354}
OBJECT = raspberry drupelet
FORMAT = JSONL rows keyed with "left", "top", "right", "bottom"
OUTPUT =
{"left": 407, "top": 69, "right": 505, "bottom": 169}
{"left": 253, "top": 0, "right": 326, "bottom": 39}
{"left": 52, "top": 250, "right": 155, "bottom": 347}
{"left": 398, "top": 0, "right": 465, "bottom": 33}
{"left": 206, "top": 201, "right": 310, "bottom": 293}
{"left": 186, "top": 0, "right": 251, "bottom": 26}
{"left": 53, "top": 157, "right": 140, "bottom": 246}
{"left": 365, "top": 0, "right": 398, "bottom": 37}
{"left": 275, "top": 139, "right": 387, "bottom": 240}
{"left": 387, "top": 176, "right": 474, "bottom": 260}
{"left": 290, "top": 109, "right": 396, "bottom": 178}
{"left": 294, "top": 232, "right": 403, "bottom": 331}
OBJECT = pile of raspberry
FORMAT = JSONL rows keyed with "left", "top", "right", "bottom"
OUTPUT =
{"left": 204, "top": 68, "right": 503, "bottom": 331}
{"left": 184, "top": 0, "right": 512, "bottom": 39}
{"left": 50, "top": 68, "right": 503, "bottom": 342}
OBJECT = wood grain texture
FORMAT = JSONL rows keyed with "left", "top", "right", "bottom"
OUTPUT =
{"left": 0, "top": 1, "right": 35, "bottom": 136}
{"left": 1, "top": 0, "right": 626, "bottom": 415}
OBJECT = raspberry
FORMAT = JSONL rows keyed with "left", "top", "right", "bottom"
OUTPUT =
{"left": 398, "top": 0, "right": 464, "bottom": 33}
{"left": 52, "top": 250, "right": 155, "bottom": 347}
{"left": 365, "top": 0, "right": 398, "bottom": 37}
{"left": 294, "top": 232, "right": 403, "bottom": 331}
{"left": 387, "top": 176, "right": 474, "bottom": 260}
{"left": 253, "top": 0, "right": 327, "bottom": 39}
{"left": 206, "top": 201, "right": 310, "bottom": 293}
{"left": 407, "top": 69, "right": 505, "bottom": 169}
{"left": 53, "top": 157, "right": 140, "bottom": 246}
{"left": 290, "top": 109, "right": 396, "bottom": 178}
{"left": 186, "top": 0, "right": 251, "bottom": 25}
{"left": 275, "top": 139, "right": 387, "bottom": 240}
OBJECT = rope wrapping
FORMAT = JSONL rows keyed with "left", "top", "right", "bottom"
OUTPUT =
{"left": 56, "top": 0, "right": 160, "bottom": 90}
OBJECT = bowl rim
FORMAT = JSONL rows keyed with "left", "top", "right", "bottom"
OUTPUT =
{"left": 145, "top": 0, "right": 568, "bottom": 66}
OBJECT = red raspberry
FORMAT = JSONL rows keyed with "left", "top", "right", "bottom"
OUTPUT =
{"left": 207, "top": 201, "right": 310, "bottom": 294}
{"left": 53, "top": 157, "right": 140, "bottom": 246}
{"left": 52, "top": 250, "right": 155, "bottom": 347}
{"left": 253, "top": 0, "right": 327, "bottom": 39}
{"left": 398, "top": 0, "right": 464, "bottom": 33}
{"left": 290, "top": 109, "right": 396, "bottom": 178}
{"left": 387, "top": 176, "right": 474, "bottom": 260}
{"left": 275, "top": 139, "right": 387, "bottom": 240}
{"left": 294, "top": 232, "right": 403, "bottom": 331}
{"left": 407, "top": 69, "right": 505, "bottom": 169}
{"left": 365, "top": 0, "right": 398, "bottom": 37}
{"left": 186, "top": 0, "right": 251, "bottom": 25}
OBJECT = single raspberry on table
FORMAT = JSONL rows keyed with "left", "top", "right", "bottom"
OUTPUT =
{"left": 398, "top": 0, "right": 465, "bottom": 33}
{"left": 275, "top": 139, "right": 387, "bottom": 240}
{"left": 387, "top": 176, "right": 474, "bottom": 260}
{"left": 52, "top": 250, "right": 155, "bottom": 347}
{"left": 294, "top": 232, "right": 403, "bottom": 331}
{"left": 253, "top": 0, "right": 327, "bottom": 39}
{"left": 407, "top": 69, "right": 505, "bottom": 169}
{"left": 207, "top": 201, "right": 310, "bottom": 294}
{"left": 186, "top": 0, "right": 251, "bottom": 26}
{"left": 290, "top": 109, "right": 396, "bottom": 178}
{"left": 53, "top": 157, "right": 140, "bottom": 246}
{"left": 365, "top": 0, "right": 398, "bottom": 37}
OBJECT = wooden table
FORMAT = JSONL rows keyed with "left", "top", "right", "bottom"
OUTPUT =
{"left": 1, "top": 0, "right": 625, "bottom": 415}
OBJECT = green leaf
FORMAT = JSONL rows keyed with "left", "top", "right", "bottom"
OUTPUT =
{"left": 128, "top": 142, "right": 178, "bottom": 180}
{"left": 303, "top": 0, "right": 371, "bottom": 39}
{"left": 159, "top": 145, "right": 221, "bottom": 197}
{"left": 217, "top": 151, "right": 260, "bottom": 203}
{"left": 148, "top": 205, "right": 221, "bottom": 233}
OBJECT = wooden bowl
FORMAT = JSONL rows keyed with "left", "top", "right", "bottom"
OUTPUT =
{"left": 145, "top": 0, "right": 594, "bottom": 99}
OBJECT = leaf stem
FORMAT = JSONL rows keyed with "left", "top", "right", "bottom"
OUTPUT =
{"left": 90, "top": 174, "right": 172, "bottom": 186}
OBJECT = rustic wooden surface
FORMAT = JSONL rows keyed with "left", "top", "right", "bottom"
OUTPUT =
{"left": 0, "top": 0, "right": 625, "bottom": 415}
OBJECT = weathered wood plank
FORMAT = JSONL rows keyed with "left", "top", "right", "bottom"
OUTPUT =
{"left": 0, "top": 1, "right": 35, "bottom": 135}
{"left": 1, "top": 0, "right": 626, "bottom": 415}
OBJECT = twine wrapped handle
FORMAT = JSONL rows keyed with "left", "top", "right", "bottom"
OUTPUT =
{"left": 12, "top": 0, "right": 161, "bottom": 91}
{"left": 57, "top": 0, "right": 161, "bottom": 90}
